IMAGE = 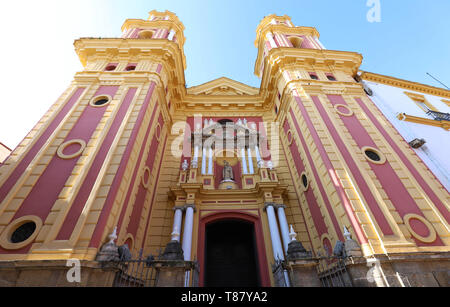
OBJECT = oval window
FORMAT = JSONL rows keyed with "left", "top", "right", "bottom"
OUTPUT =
{"left": 94, "top": 98, "right": 110, "bottom": 106}
{"left": 302, "top": 174, "right": 308, "bottom": 189}
{"left": 105, "top": 65, "right": 117, "bottom": 71}
{"left": 365, "top": 149, "right": 381, "bottom": 162}
{"left": 11, "top": 222, "right": 37, "bottom": 244}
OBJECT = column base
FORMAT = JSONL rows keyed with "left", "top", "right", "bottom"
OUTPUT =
{"left": 153, "top": 261, "right": 196, "bottom": 287}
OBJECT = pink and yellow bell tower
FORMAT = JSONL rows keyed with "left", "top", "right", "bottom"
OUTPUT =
{"left": 0, "top": 11, "right": 448, "bottom": 287}
{"left": 0, "top": 10, "right": 184, "bottom": 261}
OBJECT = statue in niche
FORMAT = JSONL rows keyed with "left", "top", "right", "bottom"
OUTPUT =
{"left": 222, "top": 161, "right": 234, "bottom": 182}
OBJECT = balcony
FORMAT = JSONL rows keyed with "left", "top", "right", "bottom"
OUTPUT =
{"left": 427, "top": 110, "right": 450, "bottom": 121}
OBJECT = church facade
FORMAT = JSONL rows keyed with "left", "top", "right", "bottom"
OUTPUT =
{"left": 0, "top": 11, "right": 448, "bottom": 287}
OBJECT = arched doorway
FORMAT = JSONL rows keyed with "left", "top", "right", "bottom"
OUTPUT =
{"left": 197, "top": 212, "right": 271, "bottom": 287}
{"left": 205, "top": 220, "right": 260, "bottom": 287}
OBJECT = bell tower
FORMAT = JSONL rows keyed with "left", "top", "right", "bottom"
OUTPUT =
{"left": 256, "top": 14, "right": 449, "bottom": 283}
{"left": 0, "top": 10, "right": 185, "bottom": 269}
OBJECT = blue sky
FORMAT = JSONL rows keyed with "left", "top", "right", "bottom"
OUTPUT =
{"left": 0, "top": 0, "right": 449, "bottom": 148}
{"left": 96, "top": 0, "right": 450, "bottom": 88}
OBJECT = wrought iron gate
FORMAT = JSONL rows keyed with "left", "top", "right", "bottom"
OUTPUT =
{"left": 112, "top": 249, "right": 199, "bottom": 287}
{"left": 316, "top": 255, "right": 353, "bottom": 287}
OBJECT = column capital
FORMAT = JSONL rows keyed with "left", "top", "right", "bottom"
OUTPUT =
{"left": 264, "top": 202, "right": 276, "bottom": 212}
{"left": 275, "top": 204, "right": 287, "bottom": 210}
{"left": 173, "top": 206, "right": 186, "bottom": 212}
{"left": 184, "top": 204, "right": 197, "bottom": 212}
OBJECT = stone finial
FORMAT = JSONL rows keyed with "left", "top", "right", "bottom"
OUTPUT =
{"left": 257, "top": 160, "right": 264, "bottom": 168}
{"left": 333, "top": 240, "right": 346, "bottom": 257}
{"left": 267, "top": 161, "right": 274, "bottom": 170}
{"left": 96, "top": 227, "right": 120, "bottom": 262}
{"left": 171, "top": 225, "right": 181, "bottom": 242}
{"left": 109, "top": 227, "right": 118, "bottom": 244}
{"left": 289, "top": 225, "right": 297, "bottom": 242}
{"left": 286, "top": 225, "right": 312, "bottom": 260}
{"left": 182, "top": 160, "right": 189, "bottom": 171}
{"left": 191, "top": 160, "right": 198, "bottom": 169}
{"left": 343, "top": 226, "right": 362, "bottom": 257}
{"left": 118, "top": 244, "right": 132, "bottom": 261}
{"left": 344, "top": 226, "right": 352, "bottom": 240}
{"left": 161, "top": 240, "right": 184, "bottom": 261}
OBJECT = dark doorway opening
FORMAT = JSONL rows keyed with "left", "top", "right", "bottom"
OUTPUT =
{"left": 204, "top": 219, "right": 260, "bottom": 287}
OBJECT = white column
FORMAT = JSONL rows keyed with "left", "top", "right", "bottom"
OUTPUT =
{"left": 241, "top": 147, "right": 248, "bottom": 174}
{"left": 266, "top": 204, "right": 291, "bottom": 287}
{"left": 265, "top": 204, "right": 285, "bottom": 261}
{"left": 168, "top": 29, "right": 176, "bottom": 41}
{"left": 247, "top": 147, "right": 254, "bottom": 174}
{"left": 182, "top": 205, "right": 195, "bottom": 261}
{"left": 182, "top": 205, "right": 195, "bottom": 287}
{"left": 171, "top": 207, "right": 184, "bottom": 242}
{"left": 192, "top": 145, "right": 199, "bottom": 168}
{"left": 314, "top": 36, "right": 326, "bottom": 49}
{"left": 208, "top": 147, "right": 213, "bottom": 175}
{"left": 201, "top": 146, "right": 207, "bottom": 175}
{"left": 265, "top": 32, "right": 277, "bottom": 49}
{"left": 255, "top": 145, "right": 263, "bottom": 168}
{"left": 276, "top": 205, "right": 291, "bottom": 254}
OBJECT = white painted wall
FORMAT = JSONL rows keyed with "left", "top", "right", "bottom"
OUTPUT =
{"left": 362, "top": 80, "right": 450, "bottom": 192}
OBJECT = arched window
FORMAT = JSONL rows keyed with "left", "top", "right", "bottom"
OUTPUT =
{"left": 105, "top": 64, "right": 117, "bottom": 71}
{"left": 138, "top": 30, "right": 155, "bottom": 39}
{"left": 289, "top": 36, "right": 302, "bottom": 48}
{"left": 309, "top": 73, "right": 319, "bottom": 80}
{"left": 218, "top": 119, "right": 234, "bottom": 127}
{"left": 327, "top": 74, "right": 337, "bottom": 81}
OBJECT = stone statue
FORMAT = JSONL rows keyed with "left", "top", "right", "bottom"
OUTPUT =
{"left": 182, "top": 159, "right": 189, "bottom": 171}
{"left": 222, "top": 161, "right": 234, "bottom": 182}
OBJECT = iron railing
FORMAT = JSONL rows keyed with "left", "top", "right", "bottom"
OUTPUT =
{"left": 427, "top": 110, "right": 450, "bottom": 121}
{"left": 112, "top": 249, "right": 199, "bottom": 287}
{"left": 316, "top": 254, "right": 353, "bottom": 287}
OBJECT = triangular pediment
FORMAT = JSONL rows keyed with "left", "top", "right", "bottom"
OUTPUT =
{"left": 187, "top": 77, "right": 259, "bottom": 96}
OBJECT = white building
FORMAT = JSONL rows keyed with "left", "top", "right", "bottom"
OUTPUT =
{"left": 360, "top": 71, "right": 450, "bottom": 192}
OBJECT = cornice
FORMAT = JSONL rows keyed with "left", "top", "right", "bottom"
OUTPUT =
{"left": 121, "top": 19, "right": 186, "bottom": 45}
{"left": 72, "top": 71, "right": 173, "bottom": 125}
{"left": 256, "top": 14, "right": 293, "bottom": 35}
{"left": 74, "top": 38, "right": 187, "bottom": 71}
{"left": 255, "top": 24, "right": 320, "bottom": 48}
{"left": 168, "top": 181, "right": 287, "bottom": 199}
{"left": 256, "top": 47, "right": 363, "bottom": 79}
{"left": 360, "top": 71, "right": 450, "bottom": 99}
{"left": 257, "top": 48, "right": 363, "bottom": 116}
{"left": 187, "top": 77, "right": 259, "bottom": 96}
{"left": 397, "top": 113, "right": 450, "bottom": 130}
